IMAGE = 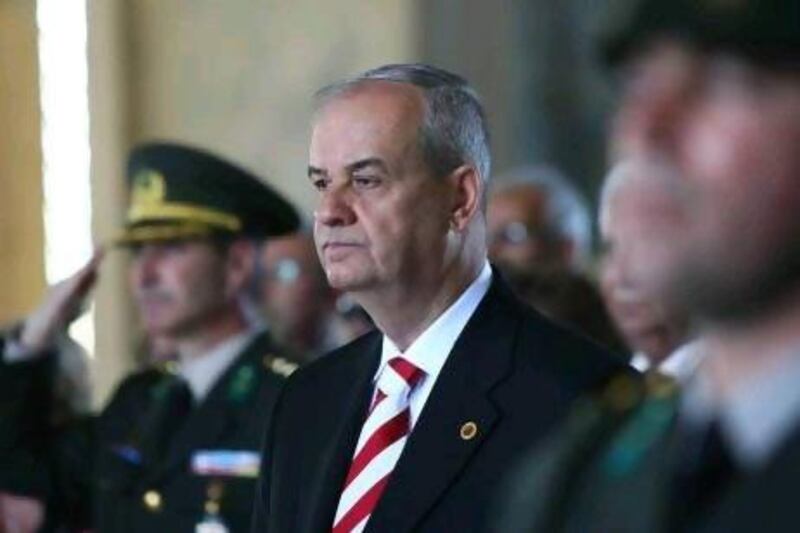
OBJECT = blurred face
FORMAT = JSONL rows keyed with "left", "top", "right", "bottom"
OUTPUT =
{"left": 599, "top": 172, "right": 688, "bottom": 362}
{"left": 129, "top": 240, "right": 232, "bottom": 338}
{"left": 260, "top": 233, "right": 332, "bottom": 335}
{"left": 612, "top": 41, "right": 800, "bottom": 322}
{"left": 309, "top": 82, "right": 457, "bottom": 296}
{"left": 487, "top": 187, "right": 571, "bottom": 274}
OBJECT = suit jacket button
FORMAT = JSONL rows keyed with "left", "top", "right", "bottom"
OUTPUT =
{"left": 143, "top": 490, "right": 162, "bottom": 511}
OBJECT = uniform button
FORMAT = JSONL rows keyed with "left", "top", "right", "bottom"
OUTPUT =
{"left": 143, "top": 490, "right": 162, "bottom": 511}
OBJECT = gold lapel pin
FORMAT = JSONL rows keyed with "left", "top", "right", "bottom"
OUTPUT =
{"left": 460, "top": 421, "right": 478, "bottom": 441}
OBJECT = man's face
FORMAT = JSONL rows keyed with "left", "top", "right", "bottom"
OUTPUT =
{"left": 612, "top": 41, "right": 800, "bottom": 321}
{"left": 260, "top": 233, "right": 332, "bottom": 335}
{"left": 309, "top": 82, "right": 456, "bottom": 296}
{"left": 129, "top": 240, "right": 231, "bottom": 338}
{"left": 599, "top": 173, "right": 688, "bottom": 362}
{"left": 487, "top": 187, "right": 571, "bottom": 274}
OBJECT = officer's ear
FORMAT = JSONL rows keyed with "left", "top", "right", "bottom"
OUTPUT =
{"left": 223, "top": 239, "right": 257, "bottom": 298}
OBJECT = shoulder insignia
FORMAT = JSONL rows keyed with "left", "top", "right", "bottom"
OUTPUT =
{"left": 644, "top": 371, "right": 679, "bottom": 399}
{"left": 599, "top": 373, "right": 645, "bottom": 413}
{"left": 262, "top": 354, "right": 298, "bottom": 378}
{"left": 228, "top": 364, "right": 256, "bottom": 403}
{"left": 153, "top": 359, "right": 179, "bottom": 376}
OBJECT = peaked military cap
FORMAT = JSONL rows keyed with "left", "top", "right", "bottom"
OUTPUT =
{"left": 601, "top": 0, "right": 800, "bottom": 68}
{"left": 117, "top": 142, "right": 299, "bottom": 244}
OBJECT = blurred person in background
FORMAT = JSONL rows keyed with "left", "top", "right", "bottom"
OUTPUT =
{"left": 508, "top": 267, "right": 627, "bottom": 356}
{"left": 496, "top": 1, "right": 800, "bottom": 531}
{"left": 487, "top": 165, "right": 592, "bottom": 277}
{"left": 255, "top": 229, "right": 338, "bottom": 364}
{"left": 0, "top": 142, "right": 299, "bottom": 532}
{"left": 599, "top": 161, "right": 702, "bottom": 380}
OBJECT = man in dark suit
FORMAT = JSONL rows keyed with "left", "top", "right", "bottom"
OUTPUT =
{"left": 496, "top": 1, "right": 800, "bottom": 531}
{"left": 0, "top": 142, "right": 300, "bottom": 532}
{"left": 251, "top": 63, "right": 628, "bottom": 533}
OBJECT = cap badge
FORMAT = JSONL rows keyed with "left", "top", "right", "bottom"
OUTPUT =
{"left": 132, "top": 169, "right": 166, "bottom": 207}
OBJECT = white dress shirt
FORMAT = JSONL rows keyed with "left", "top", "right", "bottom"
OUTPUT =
{"left": 375, "top": 261, "right": 492, "bottom": 429}
{"left": 179, "top": 328, "right": 259, "bottom": 402}
{"left": 629, "top": 339, "right": 707, "bottom": 383}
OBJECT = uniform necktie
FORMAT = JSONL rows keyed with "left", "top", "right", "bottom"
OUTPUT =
{"left": 146, "top": 375, "right": 194, "bottom": 458}
{"left": 331, "top": 356, "right": 425, "bottom": 533}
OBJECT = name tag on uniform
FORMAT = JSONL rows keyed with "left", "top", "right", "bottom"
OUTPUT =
{"left": 191, "top": 450, "right": 260, "bottom": 478}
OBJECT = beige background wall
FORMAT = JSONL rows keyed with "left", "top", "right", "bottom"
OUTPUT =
{"left": 126, "top": 0, "right": 418, "bottom": 213}
{"left": 0, "top": 0, "right": 45, "bottom": 324}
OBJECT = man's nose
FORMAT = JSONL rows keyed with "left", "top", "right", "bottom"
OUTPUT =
{"left": 314, "top": 184, "right": 356, "bottom": 227}
{"left": 132, "top": 248, "right": 161, "bottom": 287}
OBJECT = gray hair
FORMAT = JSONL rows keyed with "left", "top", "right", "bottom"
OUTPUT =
{"left": 314, "top": 63, "right": 492, "bottom": 192}
{"left": 598, "top": 160, "right": 635, "bottom": 236}
{"left": 493, "top": 165, "right": 593, "bottom": 266}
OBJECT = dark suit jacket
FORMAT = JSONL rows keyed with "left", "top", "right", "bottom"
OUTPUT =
{"left": 252, "top": 273, "right": 629, "bottom": 532}
{"left": 496, "top": 376, "right": 800, "bottom": 533}
{"left": 0, "top": 331, "right": 291, "bottom": 533}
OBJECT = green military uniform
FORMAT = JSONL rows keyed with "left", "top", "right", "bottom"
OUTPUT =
{"left": 497, "top": 371, "right": 800, "bottom": 532}
{"left": 0, "top": 142, "right": 301, "bottom": 531}
{"left": 92, "top": 332, "right": 296, "bottom": 532}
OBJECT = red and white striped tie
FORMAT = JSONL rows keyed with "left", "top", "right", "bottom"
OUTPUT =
{"left": 331, "top": 356, "right": 425, "bottom": 533}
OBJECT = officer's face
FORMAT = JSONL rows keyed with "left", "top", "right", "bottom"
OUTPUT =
{"left": 309, "top": 82, "right": 456, "bottom": 298}
{"left": 611, "top": 41, "right": 800, "bottom": 322}
{"left": 487, "top": 187, "right": 572, "bottom": 275}
{"left": 129, "top": 240, "right": 231, "bottom": 339}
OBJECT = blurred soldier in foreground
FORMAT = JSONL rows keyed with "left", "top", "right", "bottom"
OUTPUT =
{"left": 497, "top": 1, "right": 800, "bottom": 531}
{"left": 487, "top": 165, "right": 592, "bottom": 276}
{"left": 0, "top": 142, "right": 299, "bottom": 532}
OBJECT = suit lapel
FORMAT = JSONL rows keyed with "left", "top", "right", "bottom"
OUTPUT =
{"left": 366, "top": 277, "right": 520, "bottom": 532}
{"left": 303, "top": 333, "right": 382, "bottom": 533}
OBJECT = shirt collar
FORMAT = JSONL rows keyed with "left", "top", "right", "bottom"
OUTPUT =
{"left": 681, "top": 346, "right": 800, "bottom": 470}
{"left": 376, "top": 261, "right": 492, "bottom": 382}
{"left": 178, "top": 328, "right": 258, "bottom": 401}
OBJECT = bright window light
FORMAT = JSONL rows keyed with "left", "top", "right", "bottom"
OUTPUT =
{"left": 36, "top": 0, "right": 94, "bottom": 356}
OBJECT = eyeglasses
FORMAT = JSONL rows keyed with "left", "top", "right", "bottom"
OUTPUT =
{"left": 266, "top": 258, "right": 302, "bottom": 284}
{"left": 488, "top": 222, "right": 558, "bottom": 247}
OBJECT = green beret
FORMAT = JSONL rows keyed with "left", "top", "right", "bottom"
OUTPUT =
{"left": 117, "top": 142, "right": 299, "bottom": 245}
{"left": 602, "top": 0, "right": 800, "bottom": 68}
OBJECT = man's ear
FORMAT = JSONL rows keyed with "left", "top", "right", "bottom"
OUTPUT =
{"left": 224, "top": 240, "right": 257, "bottom": 298}
{"left": 448, "top": 165, "right": 482, "bottom": 232}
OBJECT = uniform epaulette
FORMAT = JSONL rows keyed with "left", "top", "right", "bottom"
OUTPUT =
{"left": 262, "top": 354, "right": 298, "bottom": 378}
{"left": 643, "top": 370, "right": 679, "bottom": 399}
{"left": 598, "top": 372, "right": 646, "bottom": 413}
{"left": 152, "top": 359, "right": 180, "bottom": 376}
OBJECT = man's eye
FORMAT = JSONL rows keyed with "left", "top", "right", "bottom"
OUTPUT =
{"left": 312, "top": 178, "right": 329, "bottom": 191}
{"left": 353, "top": 175, "right": 380, "bottom": 189}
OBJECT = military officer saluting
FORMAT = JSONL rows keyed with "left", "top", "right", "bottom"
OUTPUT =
{"left": 0, "top": 142, "right": 299, "bottom": 532}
